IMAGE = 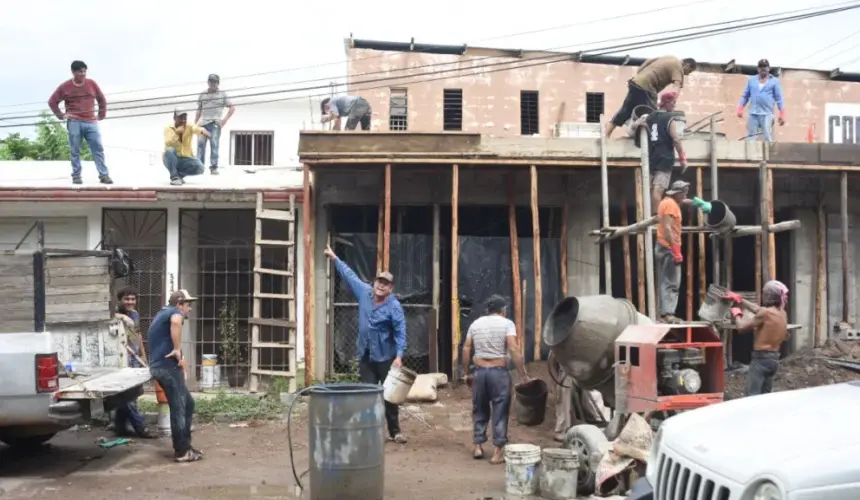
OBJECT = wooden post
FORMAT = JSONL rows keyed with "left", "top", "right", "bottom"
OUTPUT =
{"left": 710, "top": 115, "right": 721, "bottom": 287}
{"left": 725, "top": 230, "right": 734, "bottom": 365}
{"left": 697, "top": 167, "right": 706, "bottom": 305}
{"left": 302, "top": 164, "right": 315, "bottom": 388}
{"left": 451, "top": 164, "right": 460, "bottom": 376}
{"left": 635, "top": 168, "right": 646, "bottom": 314}
{"left": 686, "top": 201, "right": 694, "bottom": 320}
{"left": 599, "top": 117, "right": 612, "bottom": 295}
{"left": 431, "top": 203, "right": 440, "bottom": 373}
{"left": 767, "top": 168, "right": 776, "bottom": 280}
{"left": 376, "top": 176, "right": 384, "bottom": 274}
{"left": 816, "top": 201, "right": 826, "bottom": 346}
{"left": 841, "top": 171, "right": 849, "bottom": 323}
{"left": 620, "top": 197, "right": 633, "bottom": 303}
{"left": 639, "top": 128, "right": 657, "bottom": 321}
{"left": 561, "top": 177, "right": 569, "bottom": 297}
{"left": 530, "top": 165, "right": 543, "bottom": 361}
{"left": 383, "top": 163, "right": 392, "bottom": 271}
{"left": 760, "top": 142, "right": 771, "bottom": 283}
{"left": 508, "top": 174, "right": 524, "bottom": 355}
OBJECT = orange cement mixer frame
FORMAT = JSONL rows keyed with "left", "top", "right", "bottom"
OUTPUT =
{"left": 614, "top": 323, "right": 725, "bottom": 414}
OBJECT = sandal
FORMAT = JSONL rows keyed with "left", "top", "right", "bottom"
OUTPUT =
{"left": 388, "top": 434, "right": 408, "bottom": 444}
{"left": 175, "top": 449, "right": 203, "bottom": 463}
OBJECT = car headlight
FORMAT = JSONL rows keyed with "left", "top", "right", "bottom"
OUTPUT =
{"left": 645, "top": 427, "right": 663, "bottom": 484}
{"left": 753, "top": 481, "right": 783, "bottom": 500}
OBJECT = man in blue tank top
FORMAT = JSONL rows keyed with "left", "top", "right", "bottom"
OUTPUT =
{"left": 148, "top": 289, "right": 202, "bottom": 462}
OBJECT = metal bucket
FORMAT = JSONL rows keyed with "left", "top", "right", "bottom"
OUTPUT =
{"left": 705, "top": 200, "right": 737, "bottom": 235}
{"left": 667, "top": 110, "right": 687, "bottom": 136}
{"left": 543, "top": 295, "right": 652, "bottom": 409}
{"left": 630, "top": 104, "right": 655, "bottom": 123}
{"left": 308, "top": 383, "right": 385, "bottom": 500}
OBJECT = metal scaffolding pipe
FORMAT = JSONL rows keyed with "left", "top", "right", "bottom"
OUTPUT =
{"left": 760, "top": 142, "right": 771, "bottom": 283}
{"left": 599, "top": 117, "right": 612, "bottom": 295}
{"left": 710, "top": 115, "right": 721, "bottom": 286}
{"left": 639, "top": 125, "right": 657, "bottom": 321}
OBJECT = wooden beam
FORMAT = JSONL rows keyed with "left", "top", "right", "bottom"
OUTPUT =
{"left": 710, "top": 116, "right": 721, "bottom": 287}
{"left": 431, "top": 203, "right": 440, "bottom": 373}
{"left": 635, "top": 168, "right": 646, "bottom": 314}
{"left": 451, "top": 164, "right": 460, "bottom": 377}
{"left": 375, "top": 172, "right": 384, "bottom": 274}
{"left": 620, "top": 197, "right": 633, "bottom": 303}
{"left": 508, "top": 174, "right": 524, "bottom": 356}
{"left": 596, "top": 216, "right": 658, "bottom": 243}
{"left": 841, "top": 171, "right": 849, "bottom": 323}
{"left": 530, "top": 165, "right": 543, "bottom": 360}
{"left": 697, "top": 167, "right": 706, "bottom": 305}
{"left": 760, "top": 143, "right": 771, "bottom": 284}
{"left": 561, "top": 177, "right": 569, "bottom": 298}
{"left": 767, "top": 168, "right": 776, "bottom": 280}
{"left": 725, "top": 230, "right": 734, "bottom": 365}
{"left": 816, "top": 201, "right": 826, "bottom": 346}
{"left": 639, "top": 130, "right": 657, "bottom": 321}
{"left": 599, "top": 118, "right": 612, "bottom": 295}
{"left": 383, "top": 164, "right": 392, "bottom": 271}
{"left": 686, "top": 200, "right": 694, "bottom": 321}
{"left": 302, "top": 164, "right": 315, "bottom": 388}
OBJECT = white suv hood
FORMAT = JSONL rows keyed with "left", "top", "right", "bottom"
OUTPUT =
{"left": 661, "top": 381, "right": 860, "bottom": 488}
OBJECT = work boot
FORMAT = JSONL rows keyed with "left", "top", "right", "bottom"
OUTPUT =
{"left": 99, "top": 174, "right": 113, "bottom": 184}
{"left": 170, "top": 177, "right": 184, "bottom": 186}
{"left": 72, "top": 177, "right": 82, "bottom": 185}
{"left": 210, "top": 166, "right": 219, "bottom": 175}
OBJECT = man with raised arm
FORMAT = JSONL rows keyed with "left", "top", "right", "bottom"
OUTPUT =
{"left": 732, "top": 280, "right": 789, "bottom": 396}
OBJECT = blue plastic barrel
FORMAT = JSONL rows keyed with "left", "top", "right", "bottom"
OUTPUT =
{"left": 308, "top": 383, "right": 385, "bottom": 500}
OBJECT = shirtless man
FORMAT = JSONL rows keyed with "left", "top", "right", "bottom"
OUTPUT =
{"left": 732, "top": 280, "right": 789, "bottom": 397}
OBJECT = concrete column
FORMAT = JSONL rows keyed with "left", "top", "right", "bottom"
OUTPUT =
{"left": 295, "top": 206, "right": 305, "bottom": 362}
{"left": 85, "top": 206, "right": 102, "bottom": 250}
{"left": 566, "top": 202, "right": 600, "bottom": 297}
{"left": 179, "top": 210, "right": 200, "bottom": 388}
{"left": 789, "top": 208, "right": 818, "bottom": 351}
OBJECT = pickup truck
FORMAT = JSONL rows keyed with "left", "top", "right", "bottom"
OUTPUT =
{"left": 0, "top": 248, "right": 152, "bottom": 448}
{"left": 628, "top": 381, "right": 860, "bottom": 500}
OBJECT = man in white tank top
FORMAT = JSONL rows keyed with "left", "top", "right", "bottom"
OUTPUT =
{"left": 461, "top": 295, "right": 529, "bottom": 464}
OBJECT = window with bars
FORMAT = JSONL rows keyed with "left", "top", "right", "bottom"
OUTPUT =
{"left": 520, "top": 90, "right": 539, "bottom": 135}
{"left": 586, "top": 92, "right": 605, "bottom": 123}
{"left": 389, "top": 88, "right": 408, "bottom": 131}
{"left": 232, "top": 131, "right": 274, "bottom": 166}
{"left": 443, "top": 89, "right": 463, "bottom": 131}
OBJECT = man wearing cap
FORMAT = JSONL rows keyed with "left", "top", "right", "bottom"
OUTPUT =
{"left": 731, "top": 280, "right": 789, "bottom": 396}
{"left": 633, "top": 92, "right": 688, "bottom": 212}
{"left": 320, "top": 95, "right": 373, "bottom": 131}
{"left": 164, "top": 109, "right": 211, "bottom": 186}
{"left": 195, "top": 74, "right": 235, "bottom": 175}
{"left": 737, "top": 59, "right": 786, "bottom": 142}
{"left": 147, "top": 290, "right": 203, "bottom": 463}
{"left": 323, "top": 245, "right": 408, "bottom": 443}
{"left": 656, "top": 180, "right": 690, "bottom": 323}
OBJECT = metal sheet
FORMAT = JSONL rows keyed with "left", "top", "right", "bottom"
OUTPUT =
{"left": 56, "top": 368, "right": 151, "bottom": 400}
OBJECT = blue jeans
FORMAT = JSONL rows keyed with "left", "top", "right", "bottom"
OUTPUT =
{"left": 163, "top": 148, "right": 205, "bottom": 179}
{"left": 150, "top": 364, "right": 194, "bottom": 455}
{"left": 67, "top": 119, "right": 109, "bottom": 178}
{"left": 114, "top": 401, "right": 145, "bottom": 432}
{"left": 197, "top": 122, "right": 221, "bottom": 168}
{"left": 747, "top": 114, "right": 773, "bottom": 142}
{"left": 472, "top": 366, "right": 511, "bottom": 447}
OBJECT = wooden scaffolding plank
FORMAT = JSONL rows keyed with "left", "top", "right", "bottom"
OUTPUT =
{"left": 257, "top": 208, "right": 295, "bottom": 222}
{"left": 254, "top": 292, "right": 296, "bottom": 300}
{"left": 254, "top": 267, "right": 294, "bottom": 277}
{"left": 248, "top": 317, "right": 296, "bottom": 328}
{"left": 250, "top": 193, "right": 263, "bottom": 393}
{"left": 252, "top": 342, "right": 296, "bottom": 349}
{"left": 257, "top": 239, "right": 295, "bottom": 247}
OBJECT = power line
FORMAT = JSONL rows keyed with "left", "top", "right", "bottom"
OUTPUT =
{"left": 793, "top": 27, "right": 860, "bottom": 66}
{"left": 0, "top": 0, "right": 717, "bottom": 112}
{"left": 1, "top": 2, "right": 855, "bottom": 130}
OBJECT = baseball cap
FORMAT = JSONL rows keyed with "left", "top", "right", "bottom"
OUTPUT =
{"left": 169, "top": 289, "right": 197, "bottom": 305}
{"left": 208, "top": 73, "right": 220, "bottom": 82}
{"left": 173, "top": 108, "right": 188, "bottom": 117}
{"left": 485, "top": 294, "right": 507, "bottom": 312}
{"left": 665, "top": 180, "right": 691, "bottom": 195}
{"left": 375, "top": 271, "right": 394, "bottom": 283}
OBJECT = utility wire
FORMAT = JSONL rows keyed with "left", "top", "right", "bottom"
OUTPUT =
{"left": 0, "top": 2, "right": 855, "bottom": 129}
{"left": 0, "top": 0, "right": 718, "bottom": 112}
{"left": 2, "top": 2, "right": 853, "bottom": 124}
{"left": 816, "top": 40, "right": 860, "bottom": 66}
{"left": 793, "top": 27, "right": 860, "bottom": 66}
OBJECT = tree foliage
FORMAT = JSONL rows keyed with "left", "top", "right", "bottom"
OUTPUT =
{"left": 0, "top": 112, "right": 93, "bottom": 161}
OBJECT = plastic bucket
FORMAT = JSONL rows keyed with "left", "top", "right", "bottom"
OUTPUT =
{"left": 382, "top": 365, "right": 417, "bottom": 405}
{"left": 539, "top": 448, "right": 579, "bottom": 500}
{"left": 514, "top": 378, "right": 548, "bottom": 426}
{"left": 155, "top": 382, "right": 167, "bottom": 404}
{"left": 505, "top": 443, "right": 542, "bottom": 496}
{"left": 200, "top": 354, "right": 220, "bottom": 389}
{"left": 156, "top": 401, "right": 171, "bottom": 436}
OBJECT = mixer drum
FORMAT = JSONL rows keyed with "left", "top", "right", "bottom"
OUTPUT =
{"left": 543, "top": 295, "right": 652, "bottom": 409}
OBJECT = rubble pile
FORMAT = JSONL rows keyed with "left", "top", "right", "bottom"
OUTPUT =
{"left": 725, "top": 339, "right": 860, "bottom": 399}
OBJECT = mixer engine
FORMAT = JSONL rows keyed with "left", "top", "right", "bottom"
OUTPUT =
{"left": 657, "top": 348, "right": 704, "bottom": 396}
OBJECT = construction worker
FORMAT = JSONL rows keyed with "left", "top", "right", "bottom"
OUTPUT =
{"left": 633, "top": 92, "right": 688, "bottom": 212}
{"left": 112, "top": 287, "right": 154, "bottom": 439}
{"left": 737, "top": 59, "right": 786, "bottom": 142}
{"left": 320, "top": 96, "right": 373, "bottom": 131}
{"left": 606, "top": 56, "right": 697, "bottom": 138}
{"left": 656, "top": 180, "right": 689, "bottom": 323}
{"left": 195, "top": 74, "right": 235, "bottom": 175}
{"left": 164, "top": 109, "right": 210, "bottom": 186}
{"left": 731, "top": 280, "right": 789, "bottom": 396}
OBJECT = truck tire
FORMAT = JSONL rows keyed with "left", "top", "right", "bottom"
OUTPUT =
{"left": 564, "top": 423, "right": 609, "bottom": 495}
{"left": 0, "top": 432, "right": 57, "bottom": 449}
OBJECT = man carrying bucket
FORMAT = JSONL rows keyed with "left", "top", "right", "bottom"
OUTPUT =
{"left": 324, "top": 245, "right": 409, "bottom": 444}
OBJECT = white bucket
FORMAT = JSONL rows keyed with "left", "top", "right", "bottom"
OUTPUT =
{"left": 505, "top": 443, "right": 542, "bottom": 496}
{"left": 539, "top": 448, "right": 579, "bottom": 500}
{"left": 382, "top": 365, "right": 417, "bottom": 405}
{"left": 156, "top": 402, "right": 171, "bottom": 437}
{"left": 200, "top": 354, "right": 220, "bottom": 389}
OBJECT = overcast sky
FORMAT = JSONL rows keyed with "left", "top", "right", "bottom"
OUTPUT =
{"left": 0, "top": 0, "right": 857, "bottom": 135}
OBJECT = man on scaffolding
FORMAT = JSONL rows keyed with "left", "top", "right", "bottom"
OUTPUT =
{"left": 656, "top": 180, "right": 690, "bottom": 323}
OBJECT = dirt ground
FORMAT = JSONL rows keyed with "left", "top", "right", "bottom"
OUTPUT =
{"left": 0, "top": 363, "right": 565, "bottom": 500}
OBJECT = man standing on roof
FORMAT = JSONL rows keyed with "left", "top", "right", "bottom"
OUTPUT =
{"left": 48, "top": 60, "right": 113, "bottom": 185}
{"left": 320, "top": 96, "right": 373, "bottom": 131}
{"left": 731, "top": 280, "right": 789, "bottom": 396}
{"left": 323, "top": 244, "right": 408, "bottom": 444}
{"left": 633, "top": 92, "right": 688, "bottom": 212}
{"left": 656, "top": 180, "right": 689, "bottom": 324}
{"left": 606, "top": 56, "right": 697, "bottom": 138}
{"left": 737, "top": 59, "right": 786, "bottom": 142}
{"left": 195, "top": 74, "right": 235, "bottom": 175}
{"left": 164, "top": 109, "right": 210, "bottom": 186}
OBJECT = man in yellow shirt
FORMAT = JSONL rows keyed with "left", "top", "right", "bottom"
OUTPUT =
{"left": 165, "top": 109, "right": 210, "bottom": 186}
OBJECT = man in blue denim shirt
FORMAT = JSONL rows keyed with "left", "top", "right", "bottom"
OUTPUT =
{"left": 324, "top": 244, "right": 408, "bottom": 443}
{"left": 737, "top": 59, "right": 786, "bottom": 142}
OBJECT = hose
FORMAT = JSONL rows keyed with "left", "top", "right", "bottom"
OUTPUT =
{"left": 287, "top": 385, "right": 329, "bottom": 492}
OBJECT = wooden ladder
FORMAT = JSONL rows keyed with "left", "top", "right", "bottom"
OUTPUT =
{"left": 250, "top": 193, "right": 297, "bottom": 393}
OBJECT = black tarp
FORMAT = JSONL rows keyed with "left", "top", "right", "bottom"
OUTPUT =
{"left": 456, "top": 236, "right": 562, "bottom": 377}
{"left": 331, "top": 233, "right": 432, "bottom": 368}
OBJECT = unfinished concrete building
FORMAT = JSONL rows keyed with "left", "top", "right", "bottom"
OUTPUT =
{"left": 298, "top": 130, "right": 860, "bottom": 382}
